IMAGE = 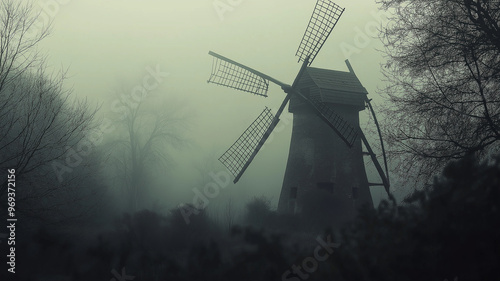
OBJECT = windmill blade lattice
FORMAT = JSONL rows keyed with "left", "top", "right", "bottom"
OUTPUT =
{"left": 219, "top": 107, "right": 275, "bottom": 179}
{"left": 307, "top": 96, "right": 358, "bottom": 147}
{"left": 208, "top": 53, "right": 269, "bottom": 97}
{"left": 296, "top": 0, "right": 344, "bottom": 65}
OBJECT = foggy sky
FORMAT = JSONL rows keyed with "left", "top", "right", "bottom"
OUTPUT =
{"left": 32, "top": 0, "right": 394, "bottom": 210}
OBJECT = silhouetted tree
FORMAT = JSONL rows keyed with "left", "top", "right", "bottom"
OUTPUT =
{"left": 0, "top": 0, "right": 103, "bottom": 227}
{"left": 334, "top": 154, "right": 500, "bottom": 281}
{"left": 378, "top": 0, "right": 500, "bottom": 184}
{"left": 0, "top": 0, "right": 50, "bottom": 94}
{"left": 105, "top": 91, "right": 188, "bottom": 211}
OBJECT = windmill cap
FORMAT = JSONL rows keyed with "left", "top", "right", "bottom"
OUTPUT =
{"left": 305, "top": 67, "right": 368, "bottom": 95}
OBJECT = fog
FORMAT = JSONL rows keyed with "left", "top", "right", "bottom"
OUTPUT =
{"left": 4, "top": 0, "right": 500, "bottom": 280}
{"left": 32, "top": 0, "right": 394, "bottom": 213}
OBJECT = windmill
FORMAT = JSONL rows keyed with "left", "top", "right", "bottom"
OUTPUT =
{"left": 207, "top": 0, "right": 393, "bottom": 221}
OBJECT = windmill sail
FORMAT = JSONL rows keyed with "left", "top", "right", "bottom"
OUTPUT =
{"left": 306, "top": 96, "right": 358, "bottom": 147}
{"left": 296, "top": 0, "right": 344, "bottom": 65}
{"left": 219, "top": 107, "right": 278, "bottom": 183}
{"left": 208, "top": 54, "right": 268, "bottom": 96}
{"left": 212, "top": 54, "right": 306, "bottom": 183}
{"left": 359, "top": 131, "right": 393, "bottom": 201}
{"left": 208, "top": 51, "right": 286, "bottom": 97}
{"left": 282, "top": 86, "right": 358, "bottom": 148}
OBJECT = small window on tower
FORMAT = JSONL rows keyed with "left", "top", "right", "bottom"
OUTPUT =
{"left": 290, "top": 187, "right": 298, "bottom": 199}
{"left": 317, "top": 182, "right": 334, "bottom": 194}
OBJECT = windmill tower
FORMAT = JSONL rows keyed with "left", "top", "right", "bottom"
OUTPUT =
{"left": 207, "top": 0, "right": 393, "bottom": 223}
{"left": 278, "top": 66, "right": 373, "bottom": 221}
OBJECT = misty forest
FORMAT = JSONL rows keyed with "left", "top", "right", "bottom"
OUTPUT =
{"left": 0, "top": 0, "right": 499, "bottom": 280}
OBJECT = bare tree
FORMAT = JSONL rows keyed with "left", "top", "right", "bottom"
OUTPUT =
{"left": 106, "top": 91, "right": 188, "bottom": 212}
{"left": 0, "top": 0, "right": 50, "bottom": 93}
{"left": 1, "top": 70, "right": 96, "bottom": 176}
{"left": 0, "top": 0, "right": 96, "bottom": 185}
{"left": 0, "top": 0, "right": 50, "bottom": 143}
{"left": 378, "top": 0, "right": 500, "bottom": 184}
{"left": 0, "top": 1, "right": 102, "bottom": 226}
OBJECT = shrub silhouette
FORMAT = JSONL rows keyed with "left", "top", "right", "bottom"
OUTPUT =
{"left": 243, "top": 196, "right": 275, "bottom": 227}
{"left": 334, "top": 154, "right": 500, "bottom": 281}
{"left": 9, "top": 155, "right": 500, "bottom": 281}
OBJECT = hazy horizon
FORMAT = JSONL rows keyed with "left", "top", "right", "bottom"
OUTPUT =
{"left": 30, "top": 0, "right": 398, "bottom": 210}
